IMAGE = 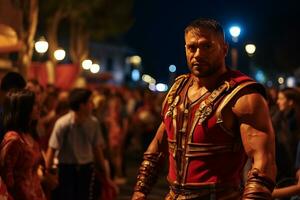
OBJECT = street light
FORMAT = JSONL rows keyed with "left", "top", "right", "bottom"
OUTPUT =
{"left": 142, "top": 74, "right": 156, "bottom": 84}
{"left": 131, "top": 69, "right": 140, "bottom": 81}
{"left": 34, "top": 37, "right": 48, "bottom": 54}
{"left": 81, "top": 59, "right": 92, "bottom": 70}
{"left": 129, "top": 55, "right": 142, "bottom": 66}
{"left": 229, "top": 26, "right": 241, "bottom": 43}
{"left": 168, "top": 64, "right": 177, "bottom": 85}
{"left": 54, "top": 48, "right": 66, "bottom": 61}
{"left": 245, "top": 44, "right": 257, "bottom": 75}
{"left": 245, "top": 44, "right": 256, "bottom": 56}
{"left": 229, "top": 25, "right": 241, "bottom": 70}
{"left": 169, "top": 64, "right": 176, "bottom": 73}
{"left": 90, "top": 63, "right": 100, "bottom": 73}
{"left": 156, "top": 83, "right": 168, "bottom": 92}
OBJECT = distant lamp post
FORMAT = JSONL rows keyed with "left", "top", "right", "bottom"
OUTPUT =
{"left": 278, "top": 77, "right": 285, "bottom": 85}
{"left": 156, "top": 83, "right": 168, "bottom": 92}
{"left": 245, "top": 44, "right": 256, "bottom": 57}
{"left": 54, "top": 48, "right": 66, "bottom": 61}
{"left": 168, "top": 64, "right": 176, "bottom": 85}
{"left": 90, "top": 63, "right": 100, "bottom": 73}
{"left": 229, "top": 26, "right": 241, "bottom": 43}
{"left": 81, "top": 59, "right": 92, "bottom": 70}
{"left": 34, "top": 37, "right": 48, "bottom": 54}
{"left": 169, "top": 64, "right": 176, "bottom": 73}
{"left": 229, "top": 25, "right": 241, "bottom": 70}
{"left": 131, "top": 69, "right": 140, "bottom": 81}
{"left": 245, "top": 43, "right": 257, "bottom": 74}
{"left": 129, "top": 55, "right": 142, "bottom": 66}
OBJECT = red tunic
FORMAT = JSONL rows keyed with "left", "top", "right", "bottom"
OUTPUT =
{"left": 162, "top": 70, "right": 265, "bottom": 188}
{"left": 0, "top": 131, "right": 46, "bottom": 200}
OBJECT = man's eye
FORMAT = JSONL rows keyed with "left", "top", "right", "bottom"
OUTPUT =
{"left": 187, "top": 45, "right": 197, "bottom": 52}
{"left": 202, "top": 44, "right": 211, "bottom": 49}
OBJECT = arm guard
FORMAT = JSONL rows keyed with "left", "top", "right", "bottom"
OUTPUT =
{"left": 133, "top": 152, "right": 164, "bottom": 196}
{"left": 242, "top": 168, "right": 275, "bottom": 199}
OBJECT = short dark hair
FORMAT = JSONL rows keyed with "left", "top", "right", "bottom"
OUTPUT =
{"left": 69, "top": 88, "right": 92, "bottom": 111}
{"left": 185, "top": 18, "right": 225, "bottom": 41}
{"left": 0, "top": 72, "right": 26, "bottom": 92}
{"left": 3, "top": 89, "right": 35, "bottom": 133}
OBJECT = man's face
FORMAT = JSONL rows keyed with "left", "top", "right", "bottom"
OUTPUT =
{"left": 185, "top": 29, "right": 228, "bottom": 78}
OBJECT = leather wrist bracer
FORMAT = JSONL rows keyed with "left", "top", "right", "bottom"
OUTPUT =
{"left": 134, "top": 152, "right": 163, "bottom": 195}
{"left": 242, "top": 168, "right": 275, "bottom": 200}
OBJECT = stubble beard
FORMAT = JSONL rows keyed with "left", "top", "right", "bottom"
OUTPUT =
{"left": 189, "top": 63, "right": 219, "bottom": 78}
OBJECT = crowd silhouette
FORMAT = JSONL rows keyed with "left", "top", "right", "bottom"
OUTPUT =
{"left": 0, "top": 71, "right": 300, "bottom": 199}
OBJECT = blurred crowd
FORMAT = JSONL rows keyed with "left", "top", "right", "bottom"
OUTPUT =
{"left": 0, "top": 71, "right": 300, "bottom": 200}
{"left": 0, "top": 72, "right": 165, "bottom": 200}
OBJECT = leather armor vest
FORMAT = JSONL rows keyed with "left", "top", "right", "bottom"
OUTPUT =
{"left": 161, "top": 70, "right": 266, "bottom": 187}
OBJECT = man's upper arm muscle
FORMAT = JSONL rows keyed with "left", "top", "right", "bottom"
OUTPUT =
{"left": 145, "top": 122, "right": 168, "bottom": 155}
{"left": 232, "top": 89, "right": 276, "bottom": 180}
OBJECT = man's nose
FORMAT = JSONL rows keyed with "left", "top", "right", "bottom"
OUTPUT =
{"left": 194, "top": 48, "right": 204, "bottom": 58}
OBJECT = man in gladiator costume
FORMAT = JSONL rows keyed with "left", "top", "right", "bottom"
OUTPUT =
{"left": 131, "top": 18, "right": 276, "bottom": 200}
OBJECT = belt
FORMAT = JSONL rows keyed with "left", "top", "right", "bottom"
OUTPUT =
{"left": 168, "top": 183, "right": 241, "bottom": 200}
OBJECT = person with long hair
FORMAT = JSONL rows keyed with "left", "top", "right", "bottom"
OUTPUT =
{"left": 272, "top": 87, "right": 300, "bottom": 199}
{"left": 273, "top": 87, "right": 300, "bottom": 181}
{"left": 0, "top": 89, "right": 46, "bottom": 200}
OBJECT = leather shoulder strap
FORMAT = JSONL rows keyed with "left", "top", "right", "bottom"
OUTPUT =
{"left": 215, "top": 81, "right": 262, "bottom": 122}
{"left": 161, "top": 74, "right": 190, "bottom": 115}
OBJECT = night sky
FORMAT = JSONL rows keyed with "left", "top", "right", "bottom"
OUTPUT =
{"left": 123, "top": 0, "right": 300, "bottom": 84}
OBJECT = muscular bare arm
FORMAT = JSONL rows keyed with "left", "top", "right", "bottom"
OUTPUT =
{"left": 233, "top": 90, "right": 276, "bottom": 180}
{"left": 131, "top": 122, "right": 168, "bottom": 200}
{"left": 232, "top": 89, "right": 276, "bottom": 198}
{"left": 145, "top": 122, "right": 168, "bottom": 153}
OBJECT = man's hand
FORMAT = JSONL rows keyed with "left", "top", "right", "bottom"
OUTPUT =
{"left": 131, "top": 191, "right": 146, "bottom": 200}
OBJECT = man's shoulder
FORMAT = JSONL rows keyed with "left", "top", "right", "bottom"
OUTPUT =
{"left": 221, "top": 70, "right": 266, "bottom": 99}
{"left": 175, "top": 73, "right": 190, "bottom": 82}
{"left": 169, "top": 73, "right": 190, "bottom": 93}
{"left": 55, "top": 112, "right": 73, "bottom": 126}
{"left": 223, "top": 69, "right": 254, "bottom": 83}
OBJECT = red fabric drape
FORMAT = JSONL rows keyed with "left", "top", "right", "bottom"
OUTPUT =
{"left": 28, "top": 62, "right": 48, "bottom": 86}
{"left": 55, "top": 64, "right": 79, "bottom": 90}
{"left": 29, "top": 62, "right": 79, "bottom": 90}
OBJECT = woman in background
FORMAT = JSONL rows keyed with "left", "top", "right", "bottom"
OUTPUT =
{"left": 0, "top": 89, "right": 46, "bottom": 200}
{"left": 273, "top": 87, "right": 300, "bottom": 181}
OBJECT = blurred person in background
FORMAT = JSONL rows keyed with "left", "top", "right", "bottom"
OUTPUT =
{"left": 105, "top": 91, "right": 128, "bottom": 185}
{"left": 26, "top": 79, "right": 44, "bottom": 108}
{"left": 266, "top": 87, "right": 279, "bottom": 118}
{"left": 273, "top": 87, "right": 300, "bottom": 182}
{"left": 0, "top": 71, "right": 26, "bottom": 138}
{"left": 272, "top": 87, "right": 300, "bottom": 200}
{"left": 0, "top": 89, "right": 46, "bottom": 200}
{"left": 45, "top": 88, "right": 116, "bottom": 200}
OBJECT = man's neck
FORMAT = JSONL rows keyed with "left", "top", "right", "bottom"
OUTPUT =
{"left": 192, "top": 67, "right": 228, "bottom": 91}
{"left": 74, "top": 111, "right": 88, "bottom": 124}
